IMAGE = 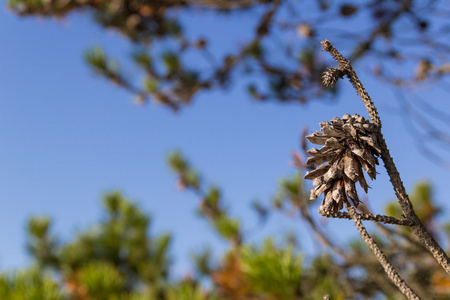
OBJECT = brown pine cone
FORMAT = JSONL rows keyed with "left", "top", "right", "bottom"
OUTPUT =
{"left": 304, "top": 114, "right": 381, "bottom": 212}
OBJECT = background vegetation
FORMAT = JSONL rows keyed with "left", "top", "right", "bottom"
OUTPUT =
{"left": 3, "top": 0, "right": 450, "bottom": 298}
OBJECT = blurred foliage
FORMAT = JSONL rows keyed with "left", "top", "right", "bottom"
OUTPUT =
{"left": 0, "top": 268, "right": 63, "bottom": 300}
{"left": 9, "top": 0, "right": 450, "bottom": 167}
{"left": 385, "top": 181, "right": 442, "bottom": 235}
{"left": 239, "top": 239, "right": 303, "bottom": 298}
{"left": 7, "top": 0, "right": 450, "bottom": 114}
{"left": 5, "top": 0, "right": 450, "bottom": 297}
{"left": 2, "top": 153, "right": 449, "bottom": 299}
{"left": 167, "top": 151, "right": 241, "bottom": 244}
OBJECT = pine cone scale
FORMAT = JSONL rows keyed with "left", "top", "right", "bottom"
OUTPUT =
{"left": 304, "top": 114, "right": 381, "bottom": 212}
{"left": 304, "top": 164, "right": 331, "bottom": 180}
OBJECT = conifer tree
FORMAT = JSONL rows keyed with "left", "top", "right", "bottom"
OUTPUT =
{"left": 1, "top": 161, "right": 449, "bottom": 299}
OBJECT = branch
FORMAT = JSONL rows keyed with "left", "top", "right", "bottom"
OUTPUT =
{"left": 321, "top": 39, "right": 450, "bottom": 276}
{"left": 318, "top": 208, "right": 415, "bottom": 226}
{"left": 346, "top": 206, "right": 420, "bottom": 300}
{"left": 321, "top": 40, "right": 381, "bottom": 126}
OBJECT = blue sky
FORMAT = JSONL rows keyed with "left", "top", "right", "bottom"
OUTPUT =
{"left": 0, "top": 4, "right": 449, "bottom": 276}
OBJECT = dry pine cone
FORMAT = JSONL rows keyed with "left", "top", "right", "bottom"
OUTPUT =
{"left": 304, "top": 114, "right": 381, "bottom": 212}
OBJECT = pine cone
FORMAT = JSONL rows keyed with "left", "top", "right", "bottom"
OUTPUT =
{"left": 321, "top": 68, "right": 345, "bottom": 87}
{"left": 304, "top": 114, "right": 381, "bottom": 212}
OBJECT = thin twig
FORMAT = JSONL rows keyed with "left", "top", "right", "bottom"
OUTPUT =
{"left": 321, "top": 40, "right": 381, "bottom": 125}
{"left": 346, "top": 206, "right": 420, "bottom": 299}
{"left": 321, "top": 39, "right": 450, "bottom": 276}
{"left": 318, "top": 208, "right": 415, "bottom": 226}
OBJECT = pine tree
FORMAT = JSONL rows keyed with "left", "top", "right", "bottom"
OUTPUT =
{"left": 1, "top": 155, "right": 449, "bottom": 299}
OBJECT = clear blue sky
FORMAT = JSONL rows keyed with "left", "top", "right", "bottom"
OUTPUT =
{"left": 0, "top": 4, "right": 449, "bottom": 276}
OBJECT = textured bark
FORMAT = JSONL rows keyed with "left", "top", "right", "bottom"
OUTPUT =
{"left": 321, "top": 39, "right": 450, "bottom": 275}
{"left": 347, "top": 206, "right": 420, "bottom": 300}
{"left": 377, "top": 132, "right": 450, "bottom": 275}
{"left": 318, "top": 208, "right": 415, "bottom": 226}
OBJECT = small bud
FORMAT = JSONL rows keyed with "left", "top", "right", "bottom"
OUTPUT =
{"left": 297, "top": 23, "right": 315, "bottom": 38}
{"left": 322, "top": 68, "right": 346, "bottom": 87}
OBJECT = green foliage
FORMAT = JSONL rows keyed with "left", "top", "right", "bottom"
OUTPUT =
{"left": 0, "top": 268, "right": 63, "bottom": 300}
{"left": 280, "top": 176, "right": 300, "bottom": 197}
{"left": 178, "top": 71, "right": 199, "bottom": 87}
{"left": 0, "top": 179, "right": 449, "bottom": 299}
{"left": 13, "top": 0, "right": 443, "bottom": 109}
{"left": 162, "top": 52, "right": 181, "bottom": 74}
{"left": 28, "top": 217, "right": 51, "bottom": 239}
{"left": 167, "top": 150, "right": 201, "bottom": 190}
{"left": 85, "top": 47, "right": 108, "bottom": 71}
{"left": 298, "top": 45, "right": 317, "bottom": 74}
{"left": 6, "top": 0, "right": 450, "bottom": 298}
{"left": 22, "top": 192, "right": 173, "bottom": 298}
{"left": 78, "top": 262, "right": 125, "bottom": 299}
{"left": 143, "top": 77, "right": 158, "bottom": 93}
{"left": 191, "top": 247, "right": 213, "bottom": 277}
{"left": 27, "top": 217, "right": 58, "bottom": 267}
{"left": 214, "top": 216, "right": 240, "bottom": 241}
{"left": 305, "top": 255, "right": 347, "bottom": 300}
{"left": 247, "top": 84, "right": 262, "bottom": 100}
{"left": 85, "top": 47, "right": 124, "bottom": 85}
{"left": 273, "top": 174, "right": 303, "bottom": 209}
{"left": 240, "top": 239, "right": 302, "bottom": 298}
{"left": 85, "top": 47, "right": 120, "bottom": 75}
{"left": 8, "top": 0, "right": 44, "bottom": 11}
{"left": 246, "top": 42, "right": 264, "bottom": 59}
{"left": 132, "top": 51, "right": 152, "bottom": 69}
{"left": 167, "top": 151, "right": 242, "bottom": 243}
{"left": 443, "top": 223, "right": 450, "bottom": 244}
{"left": 205, "top": 186, "right": 220, "bottom": 208}
{"left": 167, "top": 150, "right": 189, "bottom": 173}
{"left": 160, "top": 19, "right": 182, "bottom": 38}
{"left": 385, "top": 181, "right": 441, "bottom": 229}
{"left": 269, "top": 74, "right": 288, "bottom": 94}
{"left": 166, "top": 280, "right": 215, "bottom": 300}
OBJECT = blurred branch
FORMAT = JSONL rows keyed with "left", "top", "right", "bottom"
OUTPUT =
{"left": 296, "top": 172, "right": 347, "bottom": 259}
{"left": 167, "top": 151, "right": 242, "bottom": 245}
{"left": 8, "top": 0, "right": 450, "bottom": 161}
{"left": 392, "top": 90, "right": 450, "bottom": 169}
